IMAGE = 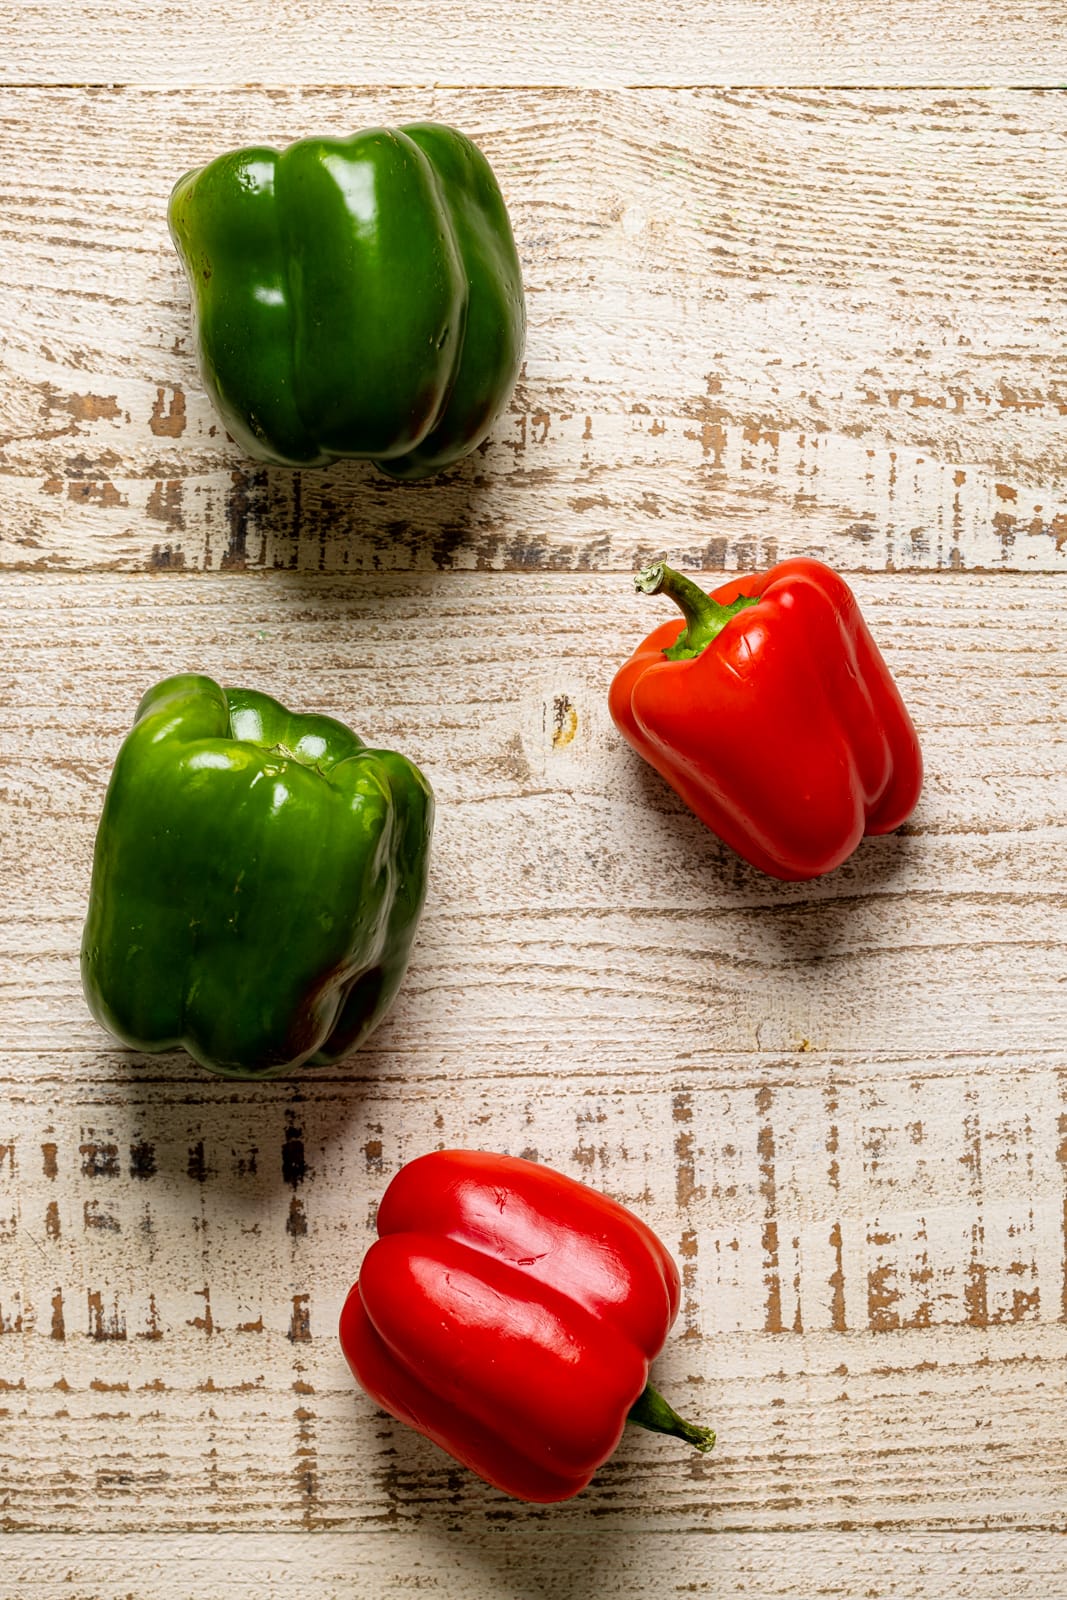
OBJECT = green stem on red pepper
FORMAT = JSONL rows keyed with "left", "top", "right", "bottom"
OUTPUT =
{"left": 627, "top": 1382, "right": 716, "bottom": 1453}
{"left": 635, "top": 562, "right": 758, "bottom": 662}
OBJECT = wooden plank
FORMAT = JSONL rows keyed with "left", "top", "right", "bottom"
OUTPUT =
{"left": 1, "top": 1058, "right": 1066, "bottom": 1534}
{"left": 2, "top": 2, "right": 1064, "bottom": 88}
{"left": 5, "top": 1531, "right": 1066, "bottom": 1600}
{"left": 2, "top": 89, "right": 1065, "bottom": 575}
{"left": 2, "top": 572, "right": 1064, "bottom": 1058}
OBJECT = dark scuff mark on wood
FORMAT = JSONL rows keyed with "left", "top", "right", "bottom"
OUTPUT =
{"left": 222, "top": 467, "right": 270, "bottom": 569}
{"left": 672, "top": 1093, "right": 703, "bottom": 1340}
{"left": 146, "top": 478, "right": 184, "bottom": 530}
{"left": 287, "top": 1196, "right": 308, "bottom": 1237}
{"left": 0, "top": 1295, "right": 23, "bottom": 1335}
{"left": 677, "top": 1226, "right": 699, "bottom": 1342}
{"left": 140, "top": 1202, "right": 157, "bottom": 1266}
{"left": 139, "top": 1293, "right": 163, "bottom": 1341}
{"left": 907, "top": 1217, "right": 933, "bottom": 1329}
{"left": 70, "top": 392, "right": 121, "bottom": 423}
{"left": 44, "top": 1200, "right": 61, "bottom": 1239}
{"left": 672, "top": 1092, "right": 704, "bottom": 1210}
{"left": 282, "top": 1117, "right": 307, "bottom": 1187}
{"left": 188, "top": 1287, "right": 214, "bottom": 1336}
{"left": 148, "top": 543, "right": 186, "bottom": 570}
{"left": 371, "top": 1439, "right": 403, "bottom": 1529}
{"left": 41, "top": 1142, "right": 58, "bottom": 1180}
{"left": 288, "top": 1293, "right": 311, "bottom": 1342}
{"left": 867, "top": 1224, "right": 903, "bottom": 1332}
{"left": 572, "top": 1136, "right": 606, "bottom": 1171}
{"left": 824, "top": 1083, "right": 840, "bottom": 1193}
{"left": 80, "top": 1137, "right": 119, "bottom": 1178}
{"left": 869, "top": 1208, "right": 935, "bottom": 1330}
{"left": 756, "top": 1086, "right": 785, "bottom": 1334}
{"left": 233, "top": 1144, "right": 258, "bottom": 1179}
{"left": 83, "top": 1200, "right": 120, "bottom": 1233}
{"left": 87, "top": 1290, "right": 126, "bottom": 1341}
{"left": 50, "top": 1289, "right": 65, "bottom": 1342}
{"left": 293, "top": 1400, "right": 320, "bottom": 1528}
{"left": 790, "top": 1235, "right": 803, "bottom": 1334}
{"left": 289, "top": 470, "right": 303, "bottom": 552}
{"left": 39, "top": 383, "right": 122, "bottom": 430}
{"left": 964, "top": 1219, "right": 989, "bottom": 1328}
{"left": 429, "top": 517, "right": 475, "bottom": 572}
{"left": 829, "top": 1221, "right": 846, "bottom": 1332}
{"left": 363, "top": 1131, "right": 384, "bottom": 1174}
{"left": 697, "top": 535, "right": 729, "bottom": 569}
{"left": 149, "top": 386, "right": 186, "bottom": 437}
{"left": 67, "top": 478, "right": 126, "bottom": 508}
{"left": 129, "top": 1140, "right": 156, "bottom": 1180}
{"left": 187, "top": 1140, "right": 211, "bottom": 1184}
{"left": 685, "top": 395, "right": 727, "bottom": 469}
{"left": 961, "top": 1101, "right": 987, "bottom": 1328}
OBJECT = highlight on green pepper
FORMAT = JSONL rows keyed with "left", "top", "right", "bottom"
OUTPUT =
{"left": 81, "top": 675, "right": 434, "bottom": 1080}
{"left": 168, "top": 122, "right": 526, "bottom": 479}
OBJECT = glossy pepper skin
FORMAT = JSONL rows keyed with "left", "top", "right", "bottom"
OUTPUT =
{"left": 609, "top": 558, "right": 922, "bottom": 880}
{"left": 339, "top": 1150, "right": 714, "bottom": 1502}
{"left": 81, "top": 675, "right": 433, "bottom": 1079}
{"left": 168, "top": 122, "right": 525, "bottom": 479}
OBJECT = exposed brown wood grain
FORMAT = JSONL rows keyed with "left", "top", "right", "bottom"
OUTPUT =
{"left": 2, "top": 90, "right": 1065, "bottom": 574}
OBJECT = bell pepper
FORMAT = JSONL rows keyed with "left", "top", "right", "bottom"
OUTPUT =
{"left": 609, "top": 558, "right": 922, "bottom": 880}
{"left": 81, "top": 674, "right": 433, "bottom": 1079}
{"left": 168, "top": 121, "right": 525, "bottom": 479}
{"left": 339, "top": 1149, "right": 714, "bottom": 1502}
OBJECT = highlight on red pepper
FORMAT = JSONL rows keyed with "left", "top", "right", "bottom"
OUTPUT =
{"left": 339, "top": 1150, "right": 714, "bottom": 1502}
{"left": 608, "top": 557, "right": 923, "bottom": 880}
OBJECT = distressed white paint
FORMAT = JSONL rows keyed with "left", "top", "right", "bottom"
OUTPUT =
{"left": 1, "top": 40, "right": 1066, "bottom": 1600}
{"left": 2, "top": 2, "right": 1065, "bottom": 87}
{"left": 0, "top": 571, "right": 1065, "bottom": 1585}
{"left": 2, "top": 90, "right": 1065, "bottom": 574}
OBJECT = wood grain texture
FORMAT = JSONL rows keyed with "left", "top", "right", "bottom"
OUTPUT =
{"left": 3, "top": 572, "right": 1064, "bottom": 1057}
{"left": 2, "top": 2, "right": 1065, "bottom": 88}
{"left": 3, "top": 30, "right": 1066, "bottom": 1595}
{"left": 2, "top": 89, "right": 1066, "bottom": 575}
{"left": 3, "top": 1053, "right": 1067, "bottom": 1539}
{"left": 0, "top": 570, "right": 1064, "bottom": 1563}
{"left": 6, "top": 1532, "right": 1067, "bottom": 1600}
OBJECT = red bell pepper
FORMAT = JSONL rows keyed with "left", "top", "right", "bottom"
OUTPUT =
{"left": 338, "top": 1149, "right": 714, "bottom": 1502}
{"left": 609, "top": 557, "right": 922, "bottom": 880}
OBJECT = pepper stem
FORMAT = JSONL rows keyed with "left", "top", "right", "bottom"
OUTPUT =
{"left": 635, "top": 561, "right": 758, "bottom": 662}
{"left": 627, "top": 1382, "right": 716, "bottom": 1454}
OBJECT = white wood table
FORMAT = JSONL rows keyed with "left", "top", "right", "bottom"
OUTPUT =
{"left": 1, "top": 8, "right": 1065, "bottom": 1597}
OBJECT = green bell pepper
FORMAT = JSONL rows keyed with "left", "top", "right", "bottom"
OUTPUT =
{"left": 168, "top": 121, "right": 525, "bottom": 478}
{"left": 81, "top": 675, "right": 434, "bottom": 1079}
